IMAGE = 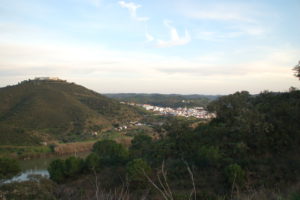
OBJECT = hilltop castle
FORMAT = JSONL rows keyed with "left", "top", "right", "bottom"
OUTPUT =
{"left": 34, "top": 77, "right": 62, "bottom": 81}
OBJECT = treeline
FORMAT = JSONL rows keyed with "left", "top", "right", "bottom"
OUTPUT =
{"left": 105, "top": 93, "right": 220, "bottom": 108}
{"left": 47, "top": 90, "right": 300, "bottom": 199}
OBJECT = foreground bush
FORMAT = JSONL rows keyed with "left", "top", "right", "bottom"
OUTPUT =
{"left": 0, "top": 175, "right": 56, "bottom": 200}
{"left": 48, "top": 159, "right": 65, "bottom": 183}
{"left": 126, "top": 158, "right": 151, "bottom": 183}
{"left": 92, "top": 140, "right": 129, "bottom": 166}
{"left": 224, "top": 163, "right": 246, "bottom": 187}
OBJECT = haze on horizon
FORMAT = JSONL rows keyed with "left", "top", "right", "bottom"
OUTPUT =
{"left": 0, "top": 0, "right": 299, "bottom": 95}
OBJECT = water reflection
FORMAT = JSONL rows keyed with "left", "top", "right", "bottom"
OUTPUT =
{"left": 3, "top": 169, "right": 49, "bottom": 184}
{"left": 2, "top": 151, "right": 90, "bottom": 184}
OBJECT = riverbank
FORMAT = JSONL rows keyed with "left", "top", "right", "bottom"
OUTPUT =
{"left": 0, "top": 141, "right": 95, "bottom": 160}
{"left": 0, "top": 145, "right": 52, "bottom": 160}
{"left": 0, "top": 135, "right": 133, "bottom": 160}
{"left": 1, "top": 151, "right": 91, "bottom": 185}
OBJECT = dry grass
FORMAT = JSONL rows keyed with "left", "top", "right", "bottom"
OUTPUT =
{"left": 54, "top": 141, "right": 95, "bottom": 155}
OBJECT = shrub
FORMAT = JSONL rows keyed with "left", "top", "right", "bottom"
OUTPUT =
{"left": 197, "top": 146, "right": 222, "bottom": 167}
{"left": 289, "top": 192, "right": 300, "bottom": 200}
{"left": 0, "top": 157, "right": 21, "bottom": 180}
{"left": 129, "top": 134, "right": 152, "bottom": 159}
{"left": 48, "top": 159, "right": 65, "bottom": 183}
{"left": 0, "top": 176, "right": 56, "bottom": 200}
{"left": 224, "top": 163, "right": 245, "bottom": 187}
{"left": 64, "top": 156, "right": 84, "bottom": 177}
{"left": 92, "top": 140, "right": 129, "bottom": 166}
{"left": 84, "top": 152, "right": 100, "bottom": 171}
{"left": 126, "top": 158, "right": 151, "bottom": 184}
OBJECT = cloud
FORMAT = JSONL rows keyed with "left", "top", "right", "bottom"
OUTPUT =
{"left": 118, "top": 1, "right": 149, "bottom": 21}
{"left": 177, "top": 1, "right": 267, "bottom": 39}
{"left": 154, "top": 47, "right": 300, "bottom": 77}
{"left": 145, "top": 32, "right": 154, "bottom": 42}
{"left": 0, "top": 40, "right": 167, "bottom": 79}
{"left": 238, "top": 25, "right": 265, "bottom": 36}
{"left": 195, "top": 26, "right": 265, "bottom": 42}
{"left": 156, "top": 20, "right": 191, "bottom": 48}
{"left": 187, "top": 10, "right": 251, "bottom": 22}
{"left": 178, "top": 2, "right": 258, "bottom": 23}
{"left": 0, "top": 41, "right": 299, "bottom": 94}
{"left": 144, "top": 25, "right": 154, "bottom": 42}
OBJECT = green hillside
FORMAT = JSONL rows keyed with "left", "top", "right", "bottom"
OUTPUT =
{"left": 0, "top": 79, "right": 142, "bottom": 145}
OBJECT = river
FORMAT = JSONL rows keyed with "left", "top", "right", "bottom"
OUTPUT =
{"left": 3, "top": 152, "right": 90, "bottom": 184}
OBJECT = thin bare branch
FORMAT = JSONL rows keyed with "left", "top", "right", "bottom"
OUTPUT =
{"left": 230, "top": 173, "right": 237, "bottom": 200}
{"left": 161, "top": 161, "right": 174, "bottom": 199}
{"left": 92, "top": 167, "right": 100, "bottom": 200}
{"left": 183, "top": 161, "right": 197, "bottom": 200}
{"left": 142, "top": 169, "right": 169, "bottom": 200}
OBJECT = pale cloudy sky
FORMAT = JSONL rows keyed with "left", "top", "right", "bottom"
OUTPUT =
{"left": 0, "top": 0, "right": 299, "bottom": 94}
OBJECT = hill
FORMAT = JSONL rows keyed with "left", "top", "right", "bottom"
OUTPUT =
{"left": 25, "top": 89, "right": 300, "bottom": 200}
{"left": 0, "top": 79, "right": 142, "bottom": 145}
{"left": 104, "top": 93, "right": 220, "bottom": 108}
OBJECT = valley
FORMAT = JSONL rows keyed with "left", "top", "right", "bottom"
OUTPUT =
{"left": 0, "top": 79, "right": 299, "bottom": 200}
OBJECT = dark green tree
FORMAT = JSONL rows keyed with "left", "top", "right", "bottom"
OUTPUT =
{"left": 224, "top": 163, "right": 246, "bottom": 187}
{"left": 84, "top": 152, "right": 100, "bottom": 171}
{"left": 196, "top": 145, "right": 222, "bottom": 167}
{"left": 48, "top": 159, "right": 65, "bottom": 183}
{"left": 208, "top": 91, "right": 252, "bottom": 125}
{"left": 126, "top": 158, "right": 151, "bottom": 184}
{"left": 92, "top": 140, "right": 129, "bottom": 166}
{"left": 64, "top": 156, "right": 83, "bottom": 177}
{"left": 130, "top": 134, "right": 152, "bottom": 159}
{"left": 0, "top": 157, "right": 21, "bottom": 180}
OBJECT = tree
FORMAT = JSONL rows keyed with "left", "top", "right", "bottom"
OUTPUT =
{"left": 0, "top": 157, "right": 21, "bottom": 180}
{"left": 293, "top": 61, "right": 300, "bottom": 80}
{"left": 224, "top": 163, "right": 245, "bottom": 187}
{"left": 92, "top": 140, "right": 129, "bottom": 166}
{"left": 126, "top": 159, "right": 151, "bottom": 184}
{"left": 84, "top": 153, "right": 102, "bottom": 173}
{"left": 197, "top": 145, "right": 222, "bottom": 167}
{"left": 64, "top": 156, "right": 84, "bottom": 177}
{"left": 48, "top": 159, "right": 65, "bottom": 183}
{"left": 208, "top": 91, "right": 252, "bottom": 125}
{"left": 130, "top": 134, "right": 152, "bottom": 159}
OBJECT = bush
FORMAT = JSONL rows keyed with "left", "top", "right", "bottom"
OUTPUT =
{"left": 48, "top": 144, "right": 57, "bottom": 152}
{"left": 126, "top": 159, "right": 151, "bottom": 188}
{"left": 289, "top": 192, "right": 300, "bottom": 200}
{"left": 129, "top": 134, "right": 152, "bottom": 159}
{"left": 92, "top": 140, "right": 129, "bottom": 166}
{"left": 0, "top": 176, "right": 56, "bottom": 200}
{"left": 84, "top": 152, "right": 100, "bottom": 172}
{"left": 64, "top": 156, "right": 84, "bottom": 177}
{"left": 197, "top": 146, "right": 222, "bottom": 167}
{"left": 48, "top": 159, "right": 65, "bottom": 183}
{"left": 224, "top": 163, "right": 245, "bottom": 187}
{"left": 0, "top": 157, "right": 21, "bottom": 180}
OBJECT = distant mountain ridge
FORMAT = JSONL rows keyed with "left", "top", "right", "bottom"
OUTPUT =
{"left": 104, "top": 93, "right": 221, "bottom": 108}
{"left": 0, "top": 79, "right": 142, "bottom": 145}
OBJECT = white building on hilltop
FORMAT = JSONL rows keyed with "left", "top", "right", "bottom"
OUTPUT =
{"left": 34, "top": 77, "right": 62, "bottom": 81}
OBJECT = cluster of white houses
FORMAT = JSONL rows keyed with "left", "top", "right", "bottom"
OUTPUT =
{"left": 122, "top": 102, "right": 216, "bottom": 119}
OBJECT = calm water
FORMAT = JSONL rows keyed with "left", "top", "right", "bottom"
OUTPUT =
{"left": 3, "top": 152, "right": 90, "bottom": 184}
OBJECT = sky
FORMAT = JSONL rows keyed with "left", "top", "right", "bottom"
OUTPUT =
{"left": 0, "top": 0, "right": 299, "bottom": 94}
